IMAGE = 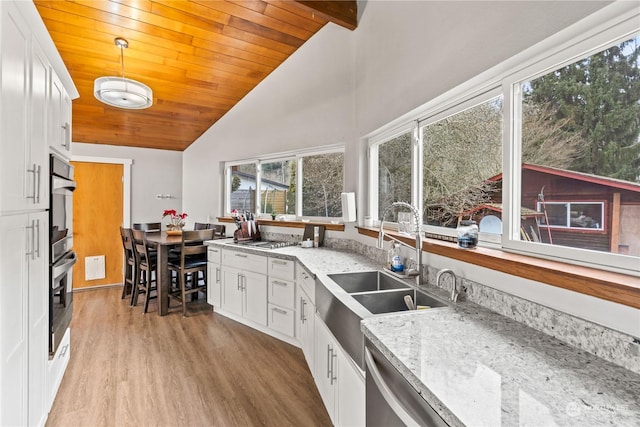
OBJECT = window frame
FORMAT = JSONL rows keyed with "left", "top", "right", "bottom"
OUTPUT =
{"left": 224, "top": 145, "right": 345, "bottom": 220}
{"left": 366, "top": 2, "right": 639, "bottom": 275}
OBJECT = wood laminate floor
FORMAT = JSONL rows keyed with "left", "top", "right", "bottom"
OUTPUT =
{"left": 46, "top": 287, "right": 332, "bottom": 427}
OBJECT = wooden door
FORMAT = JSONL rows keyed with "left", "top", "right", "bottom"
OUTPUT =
{"left": 71, "top": 161, "right": 123, "bottom": 289}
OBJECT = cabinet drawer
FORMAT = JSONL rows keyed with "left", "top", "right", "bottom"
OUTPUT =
{"left": 47, "top": 327, "right": 70, "bottom": 408}
{"left": 207, "top": 246, "right": 222, "bottom": 264}
{"left": 268, "top": 257, "right": 295, "bottom": 281}
{"left": 296, "top": 264, "right": 315, "bottom": 305}
{"left": 222, "top": 249, "right": 267, "bottom": 274}
{"left": 268, "top": 277, "right": 296, "bottom": 309}
{"left": 268, "top": 303, "right": 295, "bottom": 338}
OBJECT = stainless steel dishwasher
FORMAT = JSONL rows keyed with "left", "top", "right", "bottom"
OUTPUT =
{"left": 365, "top": 340, "right": 449, "bottom": 427}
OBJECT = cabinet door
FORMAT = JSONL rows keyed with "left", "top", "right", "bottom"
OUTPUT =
{"left": 0, "top": 3, "right": 30, "bottom": 212}
{"left": 314, "top": 314, "right": 337, "bottom": 424}
{"left": 243, "top": 270, "right": 267, "bottom": 326}
{"left": 207, "top": 262, "right": 222, "bottom": 308}
{"left": 221, "top": 266, "right": 243, "bottom": 317}
{"left": 49, "top": 72, "right": 71, "bottom": 156}
{"left": 28, "top": 212, "right": 48, "bottom": 426}
{"left": 336, "top": 350, "right": 365, "bottom": 427}
{"left": 297, "top": 285, "right": 315, "bottom": 368}
{"left": 0, "top": 214, "right": 30, "bottom": 426}
{"left": 29, "top": 41, "right": 49, "bottom": 210}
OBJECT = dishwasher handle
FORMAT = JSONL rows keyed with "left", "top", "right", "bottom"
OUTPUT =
{"left": 365, "top": 348, "right": 421, "bottom": 427}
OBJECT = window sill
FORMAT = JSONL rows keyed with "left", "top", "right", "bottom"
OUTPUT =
{"left": 357, "top": 227, "right": 640, "bottom": 310}
{"left": 217, "top": 217, "right": 345, "bottom": 231}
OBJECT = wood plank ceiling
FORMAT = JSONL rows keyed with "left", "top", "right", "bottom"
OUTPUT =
{"left": 34, "top": 0, "right": 357, "bottom": 151}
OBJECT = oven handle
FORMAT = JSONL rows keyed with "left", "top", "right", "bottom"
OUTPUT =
{"left": 52, "top": 176, "right": 76, "bottom": 194}
{"left": 52, "top": 251, "right": 77, "bottom": 280}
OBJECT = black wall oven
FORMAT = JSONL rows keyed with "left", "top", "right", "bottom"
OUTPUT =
{"left": 49, "top": 153, "right": 76, "bottom": 355}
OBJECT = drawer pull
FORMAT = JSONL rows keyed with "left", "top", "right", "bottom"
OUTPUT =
{"left": 271, "top": 259, "right": 288, "bottom": 265}
{"left": 235, "top": 253, "right": 248, "bottom": 258}
{"left": 272, "top": 307, "right": 288, "bottom": 315}
{"left": 272, "top": 280, "right": 288, "bottom": 287}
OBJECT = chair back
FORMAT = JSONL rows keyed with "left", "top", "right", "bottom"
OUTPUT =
{"left": 211, "top": 224, "right": 226, "bottom": 238}
{"left": 194, "top": 222, "right": 212, "bottom": 230}
{"left": 131, "top": 229, "right": 154, "bottom": 267}
{"left": 133, "top": 222, "right": 161, "bottom": 232}
{"left": 120, "top": 227, "right": 134, "bottom": 256}
{"left": 178, "top": 229, "right": 215, "bottom": 264}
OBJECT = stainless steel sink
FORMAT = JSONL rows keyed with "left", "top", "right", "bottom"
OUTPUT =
{"left": 352, "top": 288, "right": 446, "bottom": 314}
{"left": 316, "top": 270, "right": 449, "bottom": 369}
{"left": 328, "top": 270, "right": 411, "bottom": 293}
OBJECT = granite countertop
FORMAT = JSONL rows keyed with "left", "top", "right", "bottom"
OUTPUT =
{"left": 362, "top": 304, "right": 640, "bottom": 427}
{"left": 208, "top": 239, "right": 640, "bottom": 426}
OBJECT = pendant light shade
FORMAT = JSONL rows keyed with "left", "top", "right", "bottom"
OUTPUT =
{"left": 94, "top": 37, "right": 153, "bottom": 109}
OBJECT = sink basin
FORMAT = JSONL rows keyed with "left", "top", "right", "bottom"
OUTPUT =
{"left": 328, "top": 270, "right": 411, "bottom": 293}
{"left": 352, "top": 289, "right": 446, "bottom": 314}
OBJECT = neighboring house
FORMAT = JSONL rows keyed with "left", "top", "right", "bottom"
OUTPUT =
{"left": 230, "top": 170, "right": 290, "bottom": 214}
{"left": 474, "top": 164, "right": 640, "bottom": 256}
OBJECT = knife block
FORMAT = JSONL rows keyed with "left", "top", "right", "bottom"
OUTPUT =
{"left": 233, "top": 221, "right": 261, "bottom": 243}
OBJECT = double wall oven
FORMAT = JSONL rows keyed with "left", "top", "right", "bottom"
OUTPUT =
{"left": 49, "top": 153, "right": 76, "bottom": 355}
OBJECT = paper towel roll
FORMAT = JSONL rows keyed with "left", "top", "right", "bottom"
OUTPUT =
{"left": 341, "top": 192, "right": 356, "bottom": 222}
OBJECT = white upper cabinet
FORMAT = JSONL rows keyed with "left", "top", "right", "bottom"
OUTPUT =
{"left": 49, "top": 71, "right": 71, "bottom": 158}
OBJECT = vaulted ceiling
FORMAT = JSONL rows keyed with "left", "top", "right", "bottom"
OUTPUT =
{"left": 34, "top": 1, "right": 357, "bottom": 151}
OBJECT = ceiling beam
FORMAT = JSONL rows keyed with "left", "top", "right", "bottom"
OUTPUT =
{"left": 294, "top": 1, "right": 357, "bottom": 31}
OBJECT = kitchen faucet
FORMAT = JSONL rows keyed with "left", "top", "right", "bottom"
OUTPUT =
{"left": 377, "top": 201, "right": 423, "bottom": 286}
{"left": 436, "top": 268, "right": 463, "bottom": 302}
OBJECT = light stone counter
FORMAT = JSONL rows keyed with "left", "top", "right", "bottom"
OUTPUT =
{"left": 207, "top": 239, "right": 640, "bottom": 426}
{"left": 362, "top": 305, "right": 640, "bottom": 427}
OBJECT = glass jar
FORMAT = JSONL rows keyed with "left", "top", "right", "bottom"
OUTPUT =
{"left": 457, "top": 220, "right": 479, "bottom": 249}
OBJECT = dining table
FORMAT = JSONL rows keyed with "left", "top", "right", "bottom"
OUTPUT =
{"left": 144, "top": 231, "right": 182, "bottom": 316}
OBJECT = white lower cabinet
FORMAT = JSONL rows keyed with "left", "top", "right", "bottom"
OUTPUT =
{"left": 47, "top": 327, "right": 70, "bottom": 409}
{"left": 314, "top": 313, "right": 365, "bottom": 426}
{"left": 221, "top": 265, "right": 268, "bottom": 326}
{"left": 0, "top": 212, "right": 49, "bottom": 426}
{"left": 296, "top": 283, "right": 315, "bottom": 368}
{"left": 207, "top": 247, "right": 222, "bottom": 309}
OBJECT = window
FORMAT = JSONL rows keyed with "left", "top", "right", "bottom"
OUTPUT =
{"left": 301, "top": 152, "right": 344, "bottom": 217}
{"left": 421, "top": 96, "right": 503, "bottom": 229}
{"left": 377, "top": 132, "right": 412, "bottom": 220}
{"left": 537, "top": 202, "right": 604, "bottom": 230}
{"left": 509, "top": 30, "right": 640, "bottom": 268}
{"left": 229, "top": 163, "right": 257, "bottom": 212}
{"left": 261, "top": 158, "right": 296, "bottom": 215}
{"left": 367, "top": 3, "right": 639, "bottom": 274}
{"left": 225, "top": 147, "right": 344, "bottom": 219}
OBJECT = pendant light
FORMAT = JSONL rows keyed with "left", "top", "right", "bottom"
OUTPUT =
{"left": 94, "top": 37, "right": 153, "bottom": 109}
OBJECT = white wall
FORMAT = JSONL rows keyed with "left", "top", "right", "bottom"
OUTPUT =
{"left": 72, "top": 143, "right": 183, "bottom": 227}
{"left": 182, "top": 1, "right": 638, "bottom": 336}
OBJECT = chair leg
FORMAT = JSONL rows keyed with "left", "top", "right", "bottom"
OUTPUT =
{"left": 130, "top": 265, "right": 141, "bottom": 306}
{"left": 181, "top": 273, "right": 188, "bottom": 317}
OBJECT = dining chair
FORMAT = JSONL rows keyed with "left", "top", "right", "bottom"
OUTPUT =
{"left": 119, "top": 227, "right": 137, "bottom": 300}
{"left": 131, "top": 229, "right": 158, "bottom": 313}
{"left": 133, "top": 222, "right": 161, "bottom": 232}
{"left": 168, "top": 229, "right": 215, "bottom": 316}
{"left": 194, "top": 222, "right": 212, "bottom": 230}
{"left": 211, "top": 224, "right": 226, "bottom": 238}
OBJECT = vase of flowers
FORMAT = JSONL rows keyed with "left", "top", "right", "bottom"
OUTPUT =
{"left": 163, "top": 209, "right": 187, "bottom": 234}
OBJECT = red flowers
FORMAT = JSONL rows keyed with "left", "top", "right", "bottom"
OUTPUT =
{"left": 162, "top": 209, "right": 187, "bottom": 228}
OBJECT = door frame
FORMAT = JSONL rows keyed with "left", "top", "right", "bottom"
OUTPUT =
{"left": 70, "top": 155, "right": 132, "bottom": 226}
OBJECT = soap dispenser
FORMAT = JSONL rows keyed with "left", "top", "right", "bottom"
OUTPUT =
{"left": 387, "top": 242, "right": 405, "bottom": 273}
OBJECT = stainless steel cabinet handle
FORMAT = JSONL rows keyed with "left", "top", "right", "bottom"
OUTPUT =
{"left": 237, "top": 274, "right": 242, "bottom": 291}
{"left": 272, "top": 307, "right": 287, "bottom": 315}
{"left": 272, "top": 259, "right": 287, "bottom": 265}
{"left": 59, "top": 343, "right": 69, "bottom": 358}
{"left": 62, "top": 123, "right": 70, "bottom": 150}
{"left": 27, "top": 164, "right": 38, "bottom": 202}
{"left": 235, "top": 253, "right": 248, "bottom": 258}
{"left": 330, "top": 347, "right": 337, "bottom": 385}
{"left": 301, "top": 271, "right": 309, "bottom": 280}
{"left": 215, "top": 267, "right": 220, "bottom": 284}
{"left": 300, "top": 297, "right": 307, "bottom": 323}
{"left": 272, "top": 280, "right": 288, "bottom": 287}
{"left": 26, "top": 222, "right": 35, "bottom": 259}
{"left": 34, "top": 219, "right": 40, "bottom": 258}
{"left": 326, "top": 345, "right": 332, "bottom": 379}
{"left": 35, "top": 165, "right": 41, "bottom": 203}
